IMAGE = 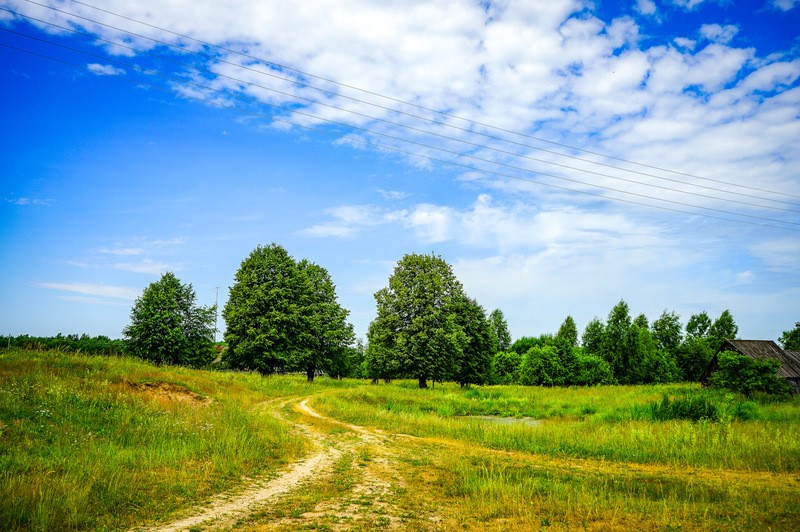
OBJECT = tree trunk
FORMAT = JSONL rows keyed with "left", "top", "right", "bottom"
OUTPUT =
{"left": 418, "top": 376, "right": 427, "bottom": 388}
{"left": 306, "top": 366, "right": 315, "bottom": 382}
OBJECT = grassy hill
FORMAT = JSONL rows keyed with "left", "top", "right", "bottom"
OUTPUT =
{"left": 2, "top": 348, "right": 799, "bottom": 530}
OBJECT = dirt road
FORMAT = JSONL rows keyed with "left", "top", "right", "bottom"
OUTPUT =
{"left": 136, "top": 396, "right": 401, "bottom": 531}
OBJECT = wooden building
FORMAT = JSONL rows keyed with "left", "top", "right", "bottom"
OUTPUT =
{"left": 700, "top": 339, "right": 800, "bottom": 393}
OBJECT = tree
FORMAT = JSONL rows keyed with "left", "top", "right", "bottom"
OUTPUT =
{"left": 294, "top": 260, "right": 354, "bottom": 381}
{"left": 676, "top": 336, "right": 714, "bottom": 381}
{"left": 223, "top": 244, "right": 353, "bottom": 379}
{"left": 488, "top": 309, "right": 512, "bottom": 352}
{"left": 123, "top": 272, "right": 216, "bottom": 368}
{"left": 708, "top": 310, "right": 738, "bottom": 351}
{"left": 556, "top": 315, "right": 579, "bottom": 347}
{"left": 582, "top": 318, "right": 605, "bottom": 354}
{"left": 366, "top": 253, "right": 467, "bottom": 388}
{"left": 633, "top": 313, "right": 650, "bottom": 330}
{"left": 451, "top": 297, "right": 494, "bottom": 387}
{"left": 779, "top": 322, "right": 800, "bottom": 351}
{"left": 600, "top": 300, "right": 635, "bottom": 382}
{"left": 709, "top": 351, "right": 791, "bottom": 398}
{"left": 686, "top": 312, "right": 712, "bottom": 339}
{"left": 490, "top": 350, "right": 522, "bottom": 384}
{"left": 519, "top": 345, "right": 563, "bottom": 386}
{"left": 223, "top": 244, "right": 302, "bottom": 374}
{"left": 652, "top": 310, "right": 683, "bottom": 355}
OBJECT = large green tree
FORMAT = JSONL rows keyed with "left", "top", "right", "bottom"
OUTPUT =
{"left": 223, "top": 244, "right": 353, "bottom": 379}
{"left": 123, "top": 272, "right": 216, "bottom": 368}
{"left": 295, "top": 260, "right": 354, "bottom": 381}
{"left": 366, "top": 252, "right": 469, "bottom": 388}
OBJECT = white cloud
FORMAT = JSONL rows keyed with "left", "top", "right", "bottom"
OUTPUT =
{"left": 113, "top": 259, "right": 178, "bottom": 275}
{"left": 5, "top": 0, "right": 797, "bottom": 221}
{"left": 669, "top": 0, "right": 712, "bottom": 9}
{"left": 699, "top": 24, "right": 739, "bottom": 44}
{"left": 7, "top": 197, "right": 52, "bottom": 206}
{"left": 86, "top": 63, "right": 126, "bottom": 76}
{"left": 771, "top": 0, "right": 798, "bottom": 11}
{"left": 95, "top": 247, "right": 144, "bottom": 256}
{"left": 636, "top": 0, "right": 658, "bottom": 15}
{"left": 377, "top": 189, "right": 411, "bottom": 200}
{"left": 305, "top": 194, "right": 664, "bottom": 253}
{"left": 38, "top": 282, "right": 140, "bottom": 300}
{"left": 673, "top": 37, "right": 696, "bottom": 50}
{"left": 750, "top": 238, "right": 800, "bottom": 273}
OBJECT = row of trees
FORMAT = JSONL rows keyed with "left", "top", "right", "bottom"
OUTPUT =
{"left": 124, "top": 245, "right": 354, "bottom": 380}
{"left": 120, "top": 243, "right": 798, "bottom": 389}
{"left": 2, "top": 333, "right": 126, "bottom": 355}
{"left": 489, "top": 303, "right": 740, "bottom": 387}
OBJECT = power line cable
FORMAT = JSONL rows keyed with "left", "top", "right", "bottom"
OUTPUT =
{"left": 4, "top": 6, "right": 799, "bottom": 213}
{"left": 2, "top": 37, "right": 798, "bottom": 232}
{"left": 19, "top": 0, "right": 800, "bottom": 202}
{"left": 6, "top": 26, "right": 800, "bottom": 227}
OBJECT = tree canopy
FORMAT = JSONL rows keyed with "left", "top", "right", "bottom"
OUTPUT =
{"left": 779, "top": 322, "right": 800, "bottom": 351}
{"left": 366, "top": 252, "right": 492, "bottom": 388}
{"left": 222, "top": 244, "right": 353, "bottom": 380}
{"left": 123, "top": 272, "right": 216, "bottom": 368}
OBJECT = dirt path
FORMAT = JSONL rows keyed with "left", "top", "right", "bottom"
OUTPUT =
{"left": 136, "top": 396, "right": 377, "bottom": 532}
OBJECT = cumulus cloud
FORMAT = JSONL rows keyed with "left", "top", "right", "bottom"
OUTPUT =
{"left": 86, "top": 63, "right": 126, "bottom": 76}
{"left": 636, "top": 0, "right": 658, "bottom": 15}
{"left": 5, "top": 0, "right": 798, "bottom": 225}
{"left": 303, "top": 194, "right": 664, "bottom": 254}
{"left": 669, "top": 0, "right": 711, "bottom": 9}
{"left": 699, "top": 24, "right": 739, "bottom": 44}
{"left": 771, "top": 0, "right": 798, "bottom": 11}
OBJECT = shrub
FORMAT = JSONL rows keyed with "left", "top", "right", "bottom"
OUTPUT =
{"left": 649, "top": 395, "right": 719, "bottom": 422}
{"left": 709, "top": 351, "right": 791, "bottom": 399}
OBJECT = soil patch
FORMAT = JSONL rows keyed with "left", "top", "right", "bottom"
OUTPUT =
{"left": 124, "top": 380, "right": 212, "bottom": 406}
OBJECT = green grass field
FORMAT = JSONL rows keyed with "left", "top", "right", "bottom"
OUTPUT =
{"left": 2, "top": 348, "right": 799, "bottom": 530}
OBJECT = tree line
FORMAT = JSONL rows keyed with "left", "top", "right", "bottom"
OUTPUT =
{"left": 47, "top": 243, "right": 797, "bottom": 389}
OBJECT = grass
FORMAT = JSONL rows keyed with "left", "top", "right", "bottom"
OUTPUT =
{"left": 3, "top": 350, "right": 800, "bottom": 530}
{"left": 313, "top": 381, "right": 800, "bottom": 471}
{"left": 0, "top": 348, "right": 308, "bottom": 530}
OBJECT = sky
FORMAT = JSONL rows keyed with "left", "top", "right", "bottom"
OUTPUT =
{"left": 1, "top": 0, "right": 799, "bottom": 344}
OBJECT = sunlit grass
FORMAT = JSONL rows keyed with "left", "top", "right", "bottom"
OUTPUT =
{"left": 0, "top": 349, "right": 309, "bottom": 531}
{"left": 3, "top": 352, "right": 799, "bottom": 531}
{"left": 313, "top": 380, "right": 800, "bottom": 471}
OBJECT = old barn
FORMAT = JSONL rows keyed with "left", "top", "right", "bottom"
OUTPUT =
{"left": 700, "top": 339, "right": 800, "bottom": 393}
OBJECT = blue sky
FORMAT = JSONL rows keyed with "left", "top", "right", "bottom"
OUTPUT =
{"left": 1, "top": 0, "right": 799, "bottom": 343}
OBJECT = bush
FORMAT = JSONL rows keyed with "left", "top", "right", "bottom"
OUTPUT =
{"left": 709, "top": 351, "right": 791, "bottom": 399}
{"left": 649, "top": 395, "right": 719, "bottom": 422}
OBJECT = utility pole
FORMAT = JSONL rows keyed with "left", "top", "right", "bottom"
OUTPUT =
{"left": 214, "top": 286, "right": 219, "bottom": 343}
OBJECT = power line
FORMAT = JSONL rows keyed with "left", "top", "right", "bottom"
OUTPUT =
{"left": 2, "top": 39, "right": 798, "bottom": 232}
{"left": 6, "top": 27, "right": 800, "bottom": 227}
{"left": 17, "top": 0, "right": 800, "bottom": 203}
{"left": 3, "top": 9, "right": 799, "bottom": 214}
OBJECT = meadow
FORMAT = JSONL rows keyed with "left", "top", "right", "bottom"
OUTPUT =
{"left": 1, "top": 348, "right": 799, "bottom": 530}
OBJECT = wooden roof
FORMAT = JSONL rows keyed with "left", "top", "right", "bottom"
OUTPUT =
{"left": 721, "top": 339, "right": 800, "bottom": 380}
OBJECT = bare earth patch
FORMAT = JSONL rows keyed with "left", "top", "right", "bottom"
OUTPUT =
{"left": 124, "top": 381, "right": 213, "bottom": 406}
